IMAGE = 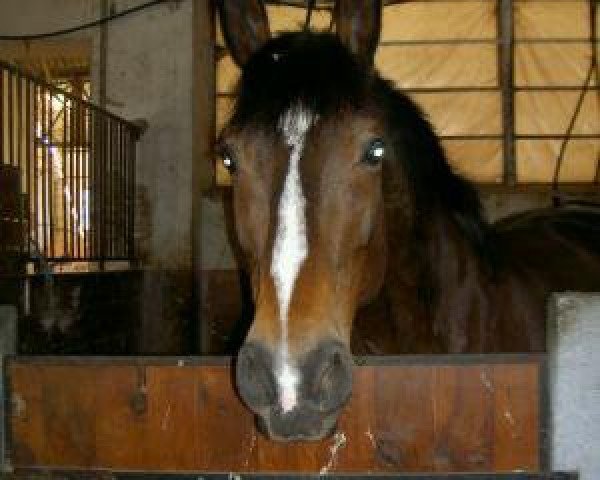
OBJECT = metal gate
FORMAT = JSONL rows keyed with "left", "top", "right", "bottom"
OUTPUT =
{"left": 0, "top": 61, "right": 139, "bottom": 268}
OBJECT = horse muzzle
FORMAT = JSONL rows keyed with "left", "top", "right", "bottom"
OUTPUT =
{"left": 235, "top": 340, "right": 354, "bottom": 441}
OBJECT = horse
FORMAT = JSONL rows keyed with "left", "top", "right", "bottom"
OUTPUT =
{"left": 217, "top": 0, "right": 600, "bottom": 441}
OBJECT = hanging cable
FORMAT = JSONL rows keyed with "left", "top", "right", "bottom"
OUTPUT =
{"left": 304, "top": 0, "right": 317, "bottom": 31}
{"left": 0, "top": 0, "right": 170, "bottom": 41}
{"left": 552, "top": 0, "right": 599, "bottom": 203}
{"left": 592, "top": 1, "right": 600, "bottom": 185}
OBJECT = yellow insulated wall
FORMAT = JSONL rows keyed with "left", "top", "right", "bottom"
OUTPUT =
{"left": 215, "top": 0, "right": 599, "bottom": 186}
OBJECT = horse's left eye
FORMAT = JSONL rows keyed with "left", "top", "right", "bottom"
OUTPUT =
{"left": 362, "top": 139, "right": 386, "bottom": 167}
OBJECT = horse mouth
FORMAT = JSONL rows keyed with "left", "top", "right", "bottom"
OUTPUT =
{"left": 255, "top": 408, "right": 340, "bottom": 442}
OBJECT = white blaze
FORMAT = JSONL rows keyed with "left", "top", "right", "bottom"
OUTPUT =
{"left": 271, "top": 104, "right": 314, "bottom": 413}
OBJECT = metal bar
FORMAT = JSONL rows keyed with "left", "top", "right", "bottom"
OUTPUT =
{"left": 16, "top": 73, "right": 22, "bottom": 174}
{"left": 515, "top": 85, "right": 600, "bottom": 91}
{"left": 0, "top": 69, "right": 4, "bottom": 166}
{"left": 437, "top": 134, "right": 600, "bottom": 139}
{"left": 114, "top": 121, "right": 119, "bottom": 257}
{"left": 16, "top": 75, "right": 23, "bottom": 256}
{"left": 128, "top": 128, "right": 135, "bottom": 259}
{"left": 499, "top": 0, "right": 516, "bottom": 185}
{"left": 380, "top": 38, "right": 498, "bottom": 46}
{"left": 83, "top": 107, "right": 89, "bottom": 259}
{"left": 8, "top": 72, "right": 14, "bottom": 167}
{"left": 90, "top": 110, "right": 97, "bottom": 258}
{"left": 112, "top": 120, "right": 118, "bottom": 257}
{"left": 440, "top": 134, "right": 600, "bottom": 140}
{"left": 404, "top": 86, "right": 499, "bottom": 93}
{"left": 123, "top": 127, "right": 127, "bottom": 258}
{"left": 120, "top": 123, "right": 125, "bottom": 256}
{"left": 73, "top": 96, "right": 79, "bottom": 258}
{"left": 116, "top": 123, "right": 121, "bottom": 256}
{"left": 76, "top": 96, "right": 82, "bottom": 259}
{"left": 32, "top": 85, "right": 38, "bottom": 253}
{"left": 90, "top": 110, "right": 100, "bottom": 257}
{"left": 218, "top": 86, "right": 600, "bottom": 96}
{"left": 441, "top": 135, "right": 503, "bottom": 140}
{"left": 380, "top": 38, "right": 600, "bottom": 46}
{"left": 62, "top": 94, "right": 68, "bottom": 258}
{"left": 104, "top": 117, "right": 109, "bottom": 259}
{"left": 98, "top": 115, "right": 103, "bottom": 260}
{"left": 69, "top": 93, "right": 75, "bottom": 258}
{"left": 515, "top": 37, "right": 600, "bottom": 44}
{"left": 478, "top": 182, "right": 600, "bottom": 194}
{"left": 80, "top": 103, "right": 87, "bottom": 258}
{"left": 48, "top": 89, "right": 55, "bottom": 258}
{"left": 113, "top": 121, "right": 118, "bottom": 258}
{"left": 108, "top": 119, "right": 113, "bottom": 258}
{"left": 101, "top": 117, "right": 107, "bottom": 260}
{"left": 515, "top": 134, "right": 600, "bottom": 140}
{"left": 88, "top": 110, "right": 93, "bottom": 257}
{"left": 25, "top": 80, "right": 32, "bottom": 258}
{"left": 41, "top": 85, "right": 48, "bottom": 256}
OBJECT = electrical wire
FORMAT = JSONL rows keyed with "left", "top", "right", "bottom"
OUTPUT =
{"left": 0, "top": 0, "right": 170, "bottom": 41}
{"left": 552, "top": 0, "right": 599, "bottom": 199}
{"left": 304, "top": 0, "right": 317, "bottom": 30}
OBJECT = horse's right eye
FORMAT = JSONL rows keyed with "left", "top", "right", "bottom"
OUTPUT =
{"left": 221, "top": 148, "right": 237, "bottom": 174}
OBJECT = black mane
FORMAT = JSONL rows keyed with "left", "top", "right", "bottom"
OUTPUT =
{"left": 232, "top": 31, "right": 492, "bottom": 261}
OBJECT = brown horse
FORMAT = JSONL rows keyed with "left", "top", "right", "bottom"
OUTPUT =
{"left": 217, "top": 0, "right": 600, "bottom": 441}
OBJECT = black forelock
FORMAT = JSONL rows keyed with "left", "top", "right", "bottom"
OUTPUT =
{"left": 231, "top": 32, "right": 373, "bottom": 127}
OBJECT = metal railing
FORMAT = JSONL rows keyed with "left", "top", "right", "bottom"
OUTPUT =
{"left": 0, "top": 61, "right": 138, "bottom": 266}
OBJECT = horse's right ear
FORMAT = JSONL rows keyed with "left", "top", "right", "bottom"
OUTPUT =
{"left": 218, "top": 0, "right": 271, "bottom": 67}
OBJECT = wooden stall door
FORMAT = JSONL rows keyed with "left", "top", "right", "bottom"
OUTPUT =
{"left": 7, "top": 355, "right": 543, "bottom": 474}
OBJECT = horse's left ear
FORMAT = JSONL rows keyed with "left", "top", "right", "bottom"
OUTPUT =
{"left": 333, "top": 0, "right": 382, "bottom": 66}
{"left": 218, "top": 0, "right": 271, "bottom": 67}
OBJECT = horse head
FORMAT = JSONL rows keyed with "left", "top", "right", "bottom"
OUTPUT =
{"left": 217, "top": 0, "right": 477, "bottom": 441}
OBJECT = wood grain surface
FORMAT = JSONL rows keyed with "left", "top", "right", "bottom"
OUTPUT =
{"left": 6, "top": 355, "right": 543, "bottom": 474}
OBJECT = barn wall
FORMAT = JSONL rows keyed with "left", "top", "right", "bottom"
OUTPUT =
{"left": 0, "top": 0, "right": 203, "bottom": 353}
{"left": 100, "top": 0, "right": 196, "bottom": 352}
{"left": 0, "top": 0, "right": 99, "bottom": 41}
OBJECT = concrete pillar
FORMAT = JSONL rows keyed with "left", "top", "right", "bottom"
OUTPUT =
{"left": 0, "top": 305, "right": 17, "bottom": 471}
{"left": 548, "top": 293, "right": 600, "bottom": 480}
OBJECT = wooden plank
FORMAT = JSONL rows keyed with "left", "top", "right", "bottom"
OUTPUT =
{"left": 6, "top": 355, "right": 543, "bottom": 474}
{"left": 492, "top": 363, "right": 540, "bottom": 471}
{"left": 430, "top": 365, "right": 494, "bottom": 471}
{"left": 374, "top": 365, "right": 435, "bottom": 470}
{"left": 2, "top": 472, "right": 581, "bottom": 480}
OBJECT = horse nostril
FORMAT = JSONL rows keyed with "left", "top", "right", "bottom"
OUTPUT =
{"left": 315, "top": 351, "right": 342, "bottom": 395}
{"left": 236, "top": 342, "right": 277, "bottom": 410}
{"left": 308, "top": 342, "right": 353, "bottom": 413}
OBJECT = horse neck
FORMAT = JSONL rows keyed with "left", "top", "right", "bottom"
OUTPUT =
{"left": 385, "top": 208, "right": 495, "bottom": 353}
